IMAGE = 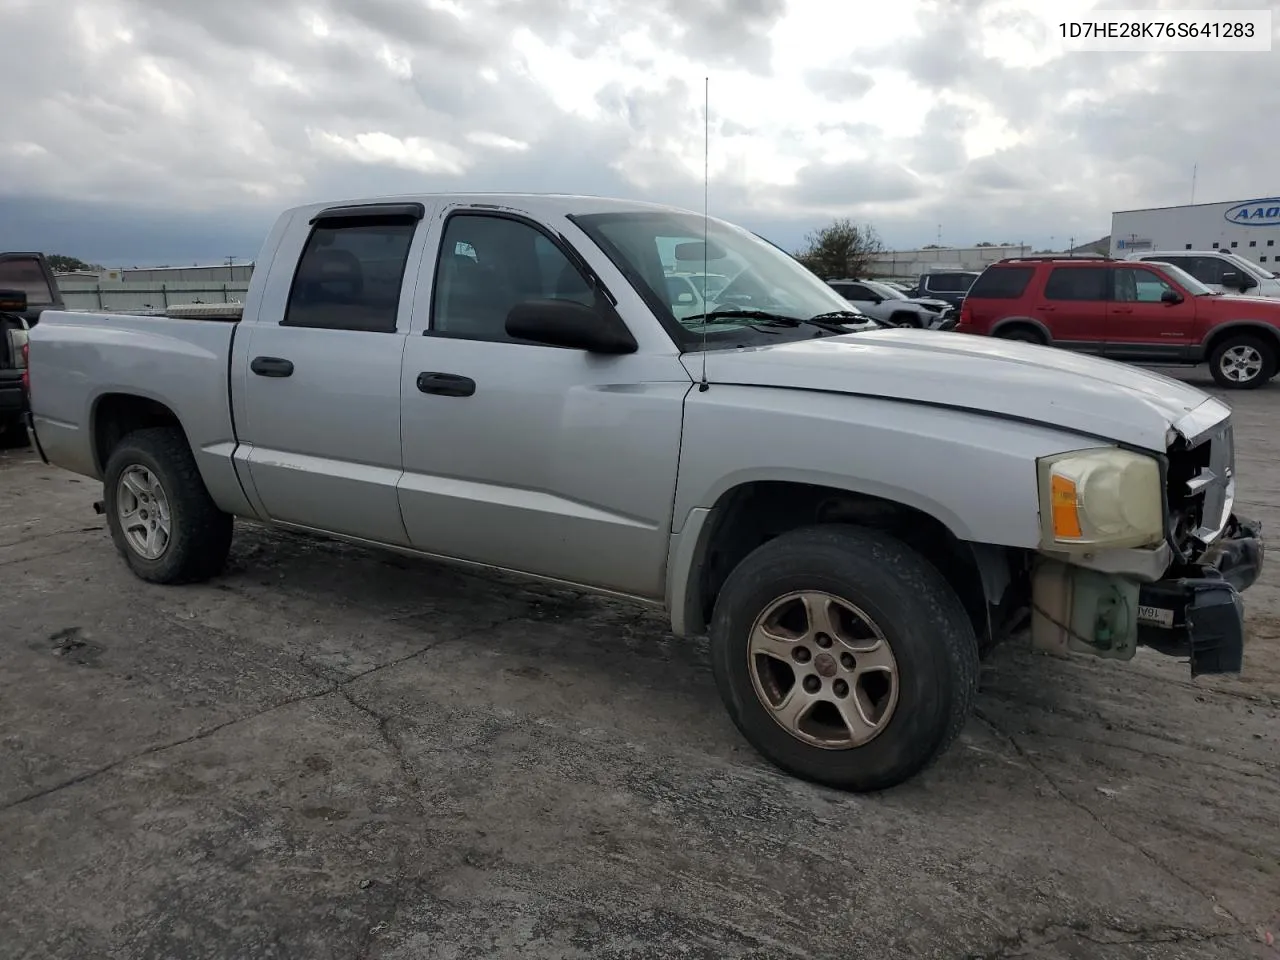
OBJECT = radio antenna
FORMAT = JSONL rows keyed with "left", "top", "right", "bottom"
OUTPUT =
{"left": 699, "top": 75, "right": 710, "bottom": 392}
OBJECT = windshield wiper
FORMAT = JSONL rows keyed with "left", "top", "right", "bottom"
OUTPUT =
{"left": 684, "top": 308, "right": 872, "bottom": 336}
{"left": 683, "top": 308, "right": 807, "bottom": 326}
{"left": 808, "top": 310, "right": 893, "bottom": 329}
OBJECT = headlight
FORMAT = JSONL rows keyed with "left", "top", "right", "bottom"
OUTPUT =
{"left": 1037, "top": 448, "right": 1164, "bottom": 550}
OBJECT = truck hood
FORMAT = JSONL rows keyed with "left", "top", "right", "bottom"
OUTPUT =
{"left": 684, "top": 329, "right": 1228, "bottom": 452}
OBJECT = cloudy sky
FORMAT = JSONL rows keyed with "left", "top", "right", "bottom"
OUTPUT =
{"left": 2, "top": 0, "right": 1277, "bottom": 265}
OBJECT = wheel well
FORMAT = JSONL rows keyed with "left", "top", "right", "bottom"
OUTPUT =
{"left": 1203, "top": 324, "right": 1280, "bottom": 360}
{"left": 92, "top": 394, "right": 183, "bottom": 473}
{"left": 692, "top": 481, "right": 1005, "bottom": 644}
{"left": 992, "top": 320, "right": 1046, "bottom": 343}
{"left": 888, "top": 310, "right": 920, "bottom": 326}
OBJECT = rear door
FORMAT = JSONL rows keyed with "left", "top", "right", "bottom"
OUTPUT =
{"left": 1038, "top": 265, "right": 1109, "bottom": 352}
{"left": 1104, "top": 264, "right": 1198, "bottom": 363}
{"left": 235, "top": 203, "right": 433, "bottom": 545}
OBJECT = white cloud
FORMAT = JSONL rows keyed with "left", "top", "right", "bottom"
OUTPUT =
{"left": 308, "top": 130, "right": 469, "bottom": 175}
{"left": 1, "top": 0, "right": 1277, "bottom": 260}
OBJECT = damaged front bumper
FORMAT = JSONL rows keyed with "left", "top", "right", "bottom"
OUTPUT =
{"left": 1030, "top": 515, "right": 1263, "bottom": 677}
{"left": 1137, "top": 515, "right": 1264, "bottom": 676}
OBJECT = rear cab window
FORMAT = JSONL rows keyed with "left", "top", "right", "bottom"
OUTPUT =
{"left": 0, "top": 257, "right": 54, "bottom": 306}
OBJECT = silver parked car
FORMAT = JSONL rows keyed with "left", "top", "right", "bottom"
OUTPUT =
{"left": 827, "top": 279, "right": 951, "bottom": 327}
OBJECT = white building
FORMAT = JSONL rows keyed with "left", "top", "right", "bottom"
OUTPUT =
{"left": 1110, "top": 196, "right": 1280, "bottom": 267}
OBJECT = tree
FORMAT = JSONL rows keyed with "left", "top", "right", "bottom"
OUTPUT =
{"left": 794, "top": 218, "right": 884, "bottom": 280}
{"left": 46, "top": 254, "right": 103, "bottom": 273}
{"left": 975, "top": 241, "right": 995, "bottom": 247}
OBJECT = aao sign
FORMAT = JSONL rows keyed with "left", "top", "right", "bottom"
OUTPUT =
{"left": 1224, "top": 198, "right": 1280, "bottom": 226}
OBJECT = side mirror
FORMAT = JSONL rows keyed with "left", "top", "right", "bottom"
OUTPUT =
{"left": 1161, "top": 289, "right": 1183, "bottom": 304}
{"left": 1239, "top": 273, "right": 1258, "bottom": 290}
{"left": 677, "top": 292, "right": 694, "bottom": 304}
{"left": 1221, "top": 270, "right": 1241, "bottom": 287}
{"left": 505, "top": 298, "right": 638, "bottom": 354}
{"left": 0, "top": 289, "right": 28, "bottom": 313}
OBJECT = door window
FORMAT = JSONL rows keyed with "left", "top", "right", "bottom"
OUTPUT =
{"left": 282, "top": 217, "right": 417, "bottom": 332}
{"left": 966, "top": 266, "right": 1033, "bottom": 299}
{"left": 431, "top": 213, "right": 596, "bottom": 342}
{"left": 1044, "top": 267, "right": 1108, "bottom": 301}
{"left": 1185, "top": 256, "right": 1226, "bottom": 284}
{"left": 1114, "top": 267, "right": 1175, "bottom": 303}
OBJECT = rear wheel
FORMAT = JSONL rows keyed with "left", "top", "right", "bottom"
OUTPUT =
{"left": 1208, "top": 334, "right": 1275, "bottom": 389}
{"left": 709, "top": 524, "right": 979, "bottom": 792}
{"left": 103, "top": 427, "right": 233, "bottom": 583}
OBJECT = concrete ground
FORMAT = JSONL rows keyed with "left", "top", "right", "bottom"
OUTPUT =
{"left": 1, "top": 369, "right": 1277, "bottom": 960}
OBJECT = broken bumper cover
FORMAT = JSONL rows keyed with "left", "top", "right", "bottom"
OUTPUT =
{"left": 1137, "top": 516, "right": 1264, "bottom": 676}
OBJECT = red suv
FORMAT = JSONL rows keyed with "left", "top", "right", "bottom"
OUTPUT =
{"left": 954, "top": 256, "right": 1280, "bottom": 389}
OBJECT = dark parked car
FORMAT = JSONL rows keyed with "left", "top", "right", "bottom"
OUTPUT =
{"left": 0, "top": 253, "right": 62, "bottom": 446}
{"left": 908, "top": 271, "right": 979, "bottom": 309}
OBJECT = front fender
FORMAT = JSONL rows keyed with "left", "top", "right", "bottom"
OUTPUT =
{"left": 664, "top": 387, "right": 1104, "bottom": 632}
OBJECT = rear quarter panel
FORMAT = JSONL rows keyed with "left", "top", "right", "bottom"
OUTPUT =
{"left": 28, "top": 312, "right": 255, "bottom": 516}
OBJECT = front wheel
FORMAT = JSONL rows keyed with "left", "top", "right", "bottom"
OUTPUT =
{"left": 1208, "top": 334, "right": 1276, "bottom": 389}
{"left": 709, "top": 524, "right": 979, "bottom": 792}
{"left": 103, "top": 426, "right": 234, "bottom": 583}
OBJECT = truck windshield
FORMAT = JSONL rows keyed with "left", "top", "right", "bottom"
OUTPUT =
{"left": 570, "top": 211, "right": 858, "bottom": 349}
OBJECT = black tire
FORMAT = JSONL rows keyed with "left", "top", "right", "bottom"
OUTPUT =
{"left": 1208, "top": 333, "right": 1276, "bottom": 389}
{"left": 995, "top": 327, "right": 1044, "bottom": 344}
{"left": 0, "top": 416, "right": 29, "bottom": 449}
{"left": 103, "top": 426, "right": 233, "bottom": 584}
{"left": 889, "top": 312, "right": 921, "bottom": 328}
{"left": 709, "top": 524, "right": 979, "bottom": 792}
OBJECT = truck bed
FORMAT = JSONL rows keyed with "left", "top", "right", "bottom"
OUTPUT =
{"left": 27, "top": 310, "right": 244, "bottom": 501}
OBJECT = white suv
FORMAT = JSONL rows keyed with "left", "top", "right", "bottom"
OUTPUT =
{"left": 1125, "top": 250, "right": 1280, "bottom": 299}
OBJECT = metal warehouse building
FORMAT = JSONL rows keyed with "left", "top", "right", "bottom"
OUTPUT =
{"left": 1110, "top": 196, "right": 1280, "bottom": 266}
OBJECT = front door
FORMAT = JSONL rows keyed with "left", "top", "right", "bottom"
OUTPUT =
{"left": 1104, "top": 265, "right": 1197, "bottom": 363}
{"left": 236, "top": 204, "right": 430, "bottom": 545}
{"left": 397, "top": 209, "right": 691, "bottom": 599}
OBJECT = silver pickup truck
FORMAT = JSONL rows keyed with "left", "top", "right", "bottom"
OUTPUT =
{"left": 25, "top": 194, "right": 1264, "bottom": 791}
